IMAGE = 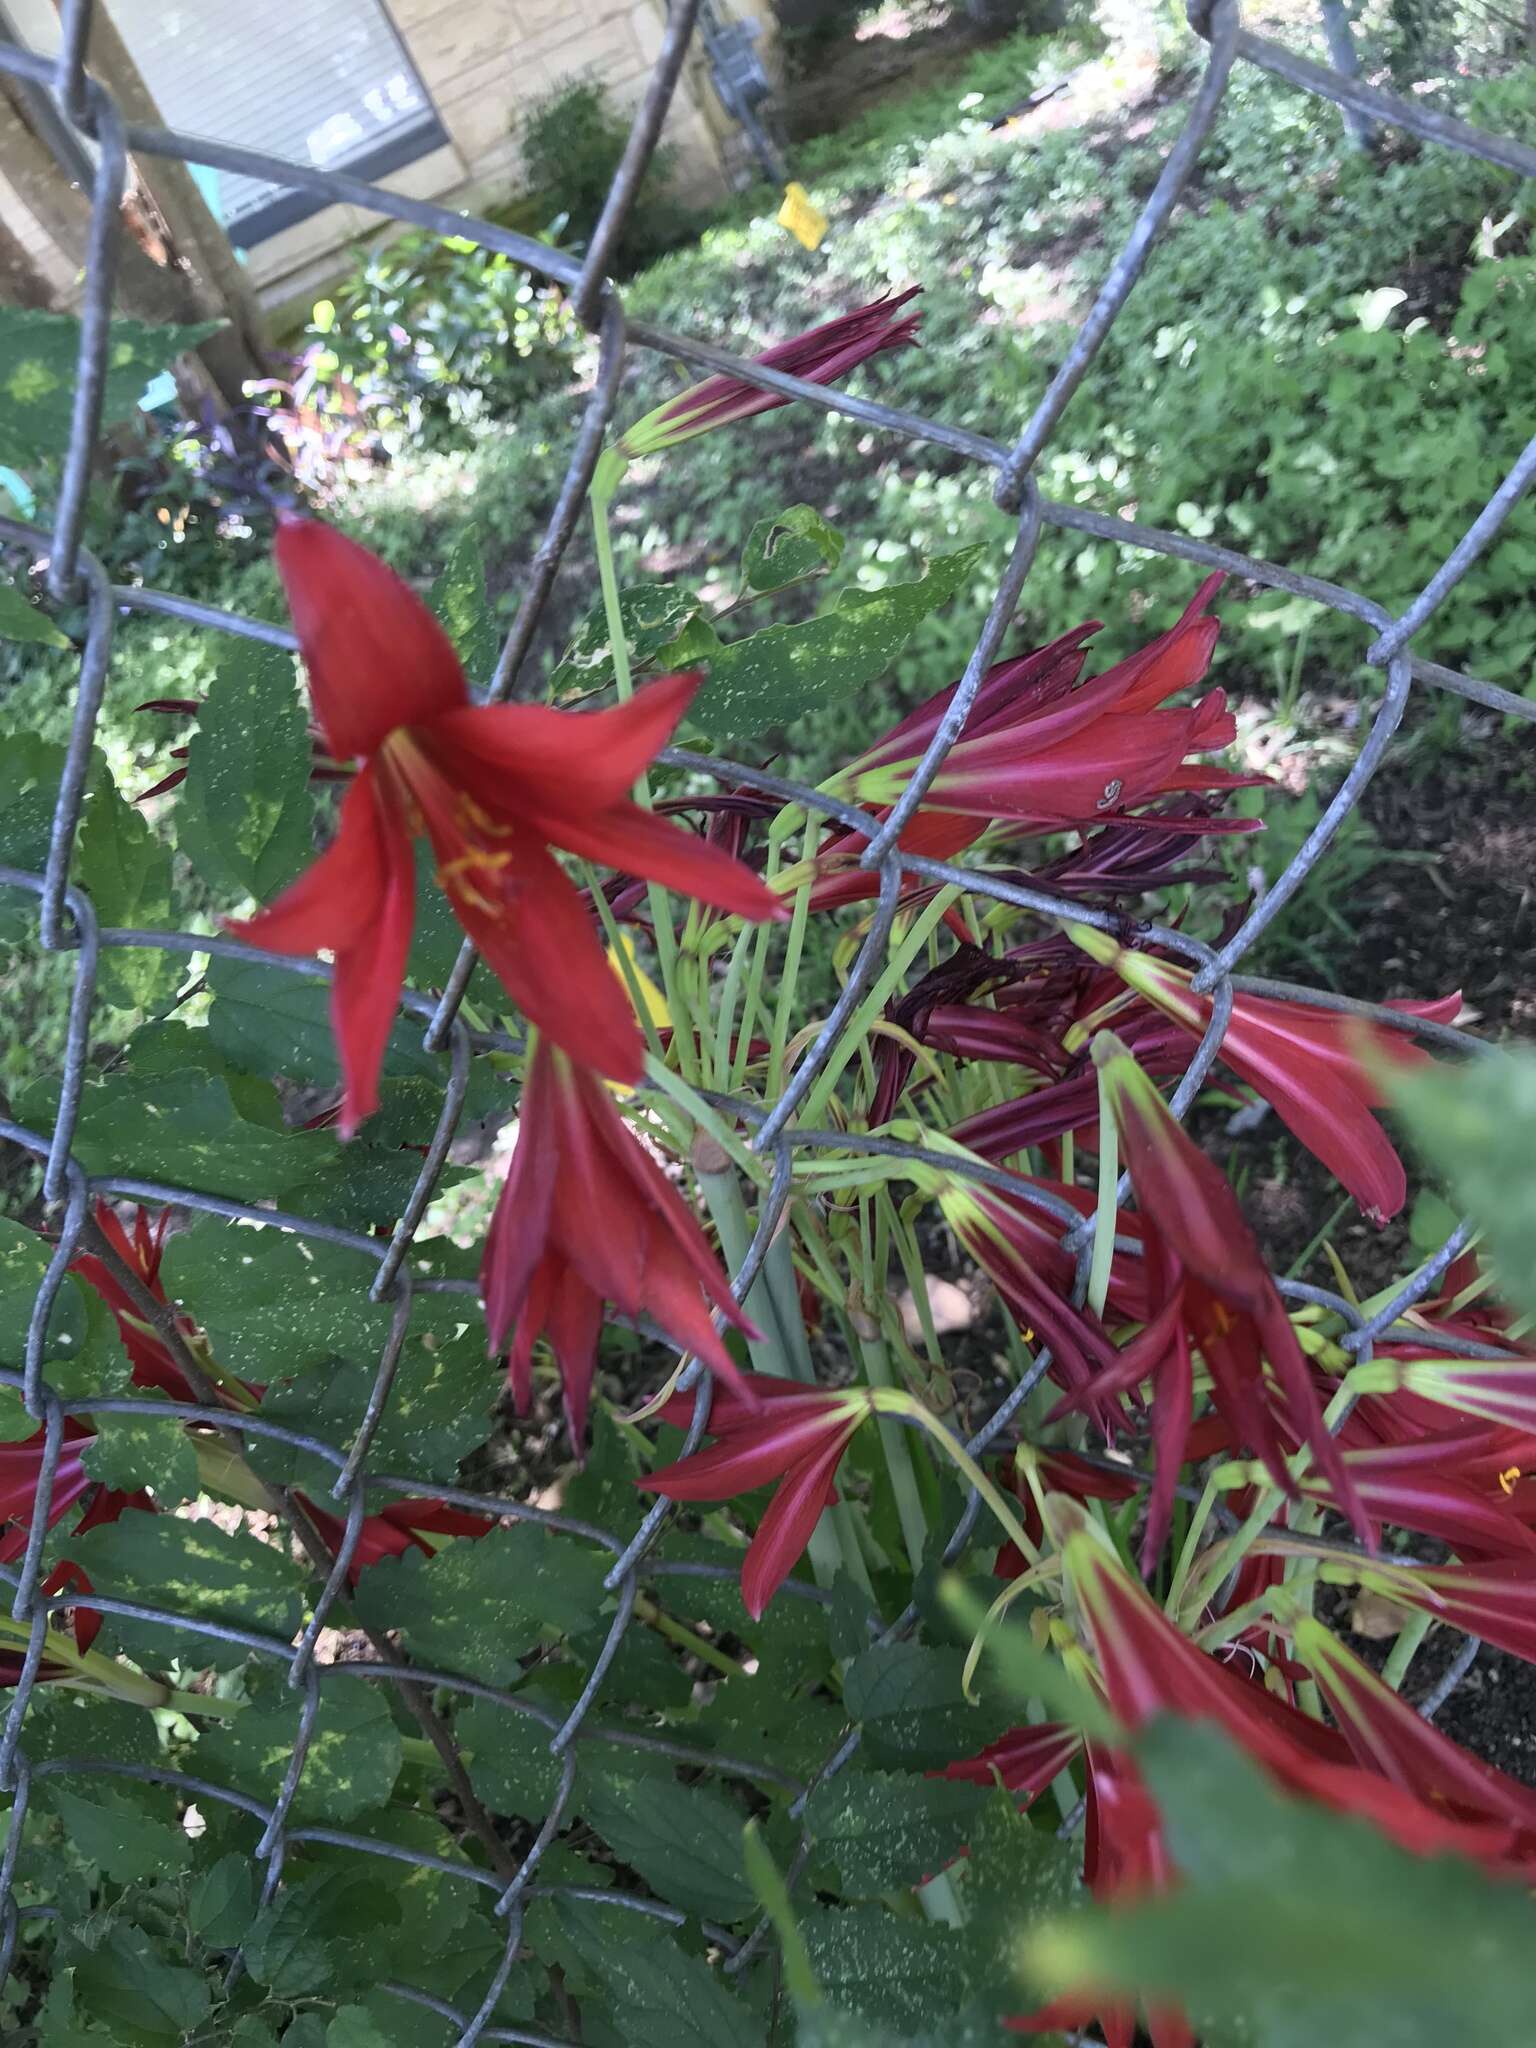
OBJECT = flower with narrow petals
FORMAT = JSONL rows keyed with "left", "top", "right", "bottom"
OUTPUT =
{"left": 1086, "top": 1032, "right": 1368, "bottom": 1554}
{"left": 299, "top": 1493, "right": 495, "bottom": 1587}
{"left": 0, "top": 1421, "right": 148, "bottom": 1567}
{"left": 615, "top": 289, "right": 921, "bottom": 458}
{"left": 639, "top": 1374, "right": 871, "bottom": 1616}
{"left": 482, "top": 1039, "right": 756, "bottom": 1444}
{"left": 70, "top": 1201, "right": 202, "bottom": 1401}
{"left": 232, "top": 516, "right": 783, "bottom": 1133}
{"left": 1066, "top": 923, "right": 1458, "bottom": 1222}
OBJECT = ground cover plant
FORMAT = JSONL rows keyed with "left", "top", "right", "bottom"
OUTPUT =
{"left": 5, "top": 4, "right": 1536, "bottom": 2045}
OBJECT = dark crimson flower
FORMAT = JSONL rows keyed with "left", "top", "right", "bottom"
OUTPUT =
{"left": 482, "top": 1039, "right": 756, "bottom": 1444}
{"left": 299, "top": 1493, "right": 495, "bottom": 1587}
{"left": 1084, "top": 1033, "right": 1368, "bottom": 1559}
{"left": 838, "top": 577, "right": 1252, "bottom": 833}
{"left": 0, "top": 1421, "right": 149, "bottom": 1567}
{"left": 1067, "top": 923, "right": 1459, "bottom": 1222}
{"left": 69, "top": 1200, "right": 202, "bottom": 1401}
{"left": 232, "top": 517, "right": 783, "bottom": 1133}
{"left": 640, "top": 1374, "right": 871, "bottom": 1616}
{"left": 615, "top": 289, "right": 921, "bottom": 457}
{"left": 0, "top": 1561, "right": 106, "bottom": 1689}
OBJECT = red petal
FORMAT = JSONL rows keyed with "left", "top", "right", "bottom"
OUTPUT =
{"left": 543, "top": 802, "right": 785, "bottom": 922}
{"left": 741, "top": 1434, "right": 849, "bottom": 1618}
{"left": 274, "top": 514, "right": 468, "bottom": 758}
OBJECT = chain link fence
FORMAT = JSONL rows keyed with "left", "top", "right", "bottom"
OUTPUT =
{"left": 2, "top": 0, "right": 1536, "bottom": 2039}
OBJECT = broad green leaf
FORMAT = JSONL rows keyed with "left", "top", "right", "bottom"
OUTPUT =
{"left": 428, "top": 529, "right": 497, "bottom": 688}
{"left": 0, "top": 572, "right": 69, "bottom": 646}
{"left": 453, "top": 1695, "right": 567, "bottom": 1821}
{"left": 75, "top": 762, "right": 177, "bottom": 1009}
{"left": 351, "top": 1525, "right": 608, "bottom": 1683}
{"left": 801, "top": 1907, "right": 970, "bottom": 2034}
{"left": 583, "top": 1772, "right": 756, "bottom": 1922}
{"left": 1025, "top": 1718, "right": 1536, "bottom": 2047}
{"left": 1393, "top": 1047, "right": 1536, "bottom": 1322}
{"left": 796, "top": 2006, "right": 1009, "bottom": 2047}
{"left": 355, "top": 1996, "right": 455, "bottom": 2048}
{"left": 742, "top": 505, "right": 844, "bottom": 593}
{"left": 69, "top": 1923, "right": 211, "bottom": 2038}
{"left": 70, "top": 1511, "right": 306, "bottom": 1669}
{"left": 548, "top": 582, "right": 704, "bottom": 698}
{"left": 200, "top": 1674, "right": 403, "bottom": 1824}
{"left": 187, "top": 1852, "right": 257, "bottom": 1948}
{"left": 804, "top": 1769, "right": 988, "bottom": 1897}
{"left": 41, "top": 1782, "right": 190, "bottom": 1885}
{"left": 0, "top": 1211, "right": 90, "bottom": 1372}
{"left": 21, "top": 1692, "right": 160, "bottom": 1772}
{"left": 242, "top": 1336, "right": 493, "bottom": 1494}
{"left": 79, "top": 1407, "right": 200, "bottom": 1505}
{"left": 0, "top": 732, "right": 65, "bottom": 942}
{"left": 326, "top": 2010, "right": 391, "bottom": 2048}
{"left": 0, "top": 307, "right": 221, "bottom": 468}
{"left": 843, "top": 1643, "right": 1014, "bottom": 1768}
{"left": 243, "top": 1869, "right": 401, "bottom": 1998}
{"left": 558, "top": 1900, "right": 764, "bottom": 2048}
{"left": 690, "top": 544, "right": 987, "bottom": 739}
{"left": 177, "top": 637, "right": 314, "bottom": 905}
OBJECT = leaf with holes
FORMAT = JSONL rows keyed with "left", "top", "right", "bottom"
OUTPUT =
{"left": 199, "top": 1671, "right": 403, "bottom": 1825}
{"left": 583, "top": 1773, "right": 757, "bottom": 1923}
{"left": 351, "top": 1524, "right": 607, "bottom": 1683}
{"left": 742, "top": 505, "right": 845, "bottom": 593}
{"left": 689, "top": 544, "right": 987, "bottom": 739}
{"left": 429, "top": 528, "right": 498, "bottom": 689}
{"left": 557, "top": 1899, "right": 765, "bottom": 2048}
{"left": 70, "top": 1510, "right": 306, "bottom": 1669}
{"left": 548, "top": 582, "right": 704, "bottom": 698}
{"left": 804, "top": 1769, "right": 988, "bottom": 1897}
{"left": 0, "top": 572, "right": 69, "bottom": 647}
{"left": 177, "top": 636, "right": 314, "bottom": 905}
{"left": 0, "top": 307, "right": 221, "bottom": 468}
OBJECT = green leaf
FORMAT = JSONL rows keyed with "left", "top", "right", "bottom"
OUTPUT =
{"left": 41, "top": 1783, "right": 190, "bottom": 1886}
{"left": 804, "top": 1769, "right": 988, "bottom": 1896}
{"left": 428, "top": 529, "right": 498, "bottom": 688}
{"left": 0, "top": 307, "right": 221, "bottom": 468}
{"left": 689, "top": 544, "right": 987, "bottom": 740}
{"left": 71, "top": 1510, "right": 307, "bottom": 1668}
{"left": 0, "top": 572, "right": 69, "bottom": 646}
{"left": 1392, "top": 1047, "right": 1536, "bottom": 1322}
{"left": 583, "top": 1772, "right": 756, "bottom": 1922}
{"left": 1025, "top": 1717, "right": 1536, "bottom": 2047}
{"left": 0, "top": 733, "right": 67, "bottom": 942}
{"left": 742, "top": 505, "right": 845, "bottom": 593}
{"left": 351, "top": 1525, "right": 608, "bottom": 1683}
{"left": 70, "top": 1923, "right": 211, "bottom": 2038}
{"left": 199, "top": 1673, "right": 403, "bottom": 1824}
{"left": 176, "top": 637, "right": 314, "bottom": 905}
{"left": 801, "top": 1906, "right": 970, "bottom": 2034}
{"left": 327, "top": 2009, "right": 391, "bottom": 2048}
{"left": 244, "top": 1870, "right": 401, "bottom": 1998}
{"left": 843, "top": 1643, "right": 1014, "bottom": 1768}
{"left": 0, "top": 1211, "right": 90, "bottom": 1374}
{"left": 453, "top": 1696, "right": 567, "bottom": 1822}
{"left": 76, "top": 762, "right": 177, "bottom": 1010}
{"left": 558, "top": 1900, "right": 764, "bottom": 2048}
{"left": 188, "top": 1852, "right": 257, "bottom": 1948}
{"left": 79, "top": 1408, "right": 200, "bottom": 1505}
{"left": 549, "top": 582, "right": 704, "bottom": 697}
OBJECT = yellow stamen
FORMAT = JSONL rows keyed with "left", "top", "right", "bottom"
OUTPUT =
{"left": 1498, "top": 1466, "right": 1523, "bottom": 1496}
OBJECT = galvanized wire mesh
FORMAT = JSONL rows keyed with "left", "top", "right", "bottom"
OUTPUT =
{"left": 2, "top": 0, "right": 1536, "bottom": 2039}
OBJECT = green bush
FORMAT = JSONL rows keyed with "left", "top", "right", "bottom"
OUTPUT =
{"left": 519, "top": 74, "right": 696, "bottom": 275}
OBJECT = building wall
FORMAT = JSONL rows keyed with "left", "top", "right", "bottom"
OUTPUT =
{"left": 250, "top": 0, "right": 777, "bottom": 314}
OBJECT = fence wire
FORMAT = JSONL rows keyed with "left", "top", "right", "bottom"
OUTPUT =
{"left": 1, "top": 0, "right": 1535, "bottom": 2039}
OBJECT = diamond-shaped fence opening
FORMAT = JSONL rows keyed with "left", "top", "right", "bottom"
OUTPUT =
{"left": 2, "top": 1, "right": 1535, "bottom": 2041}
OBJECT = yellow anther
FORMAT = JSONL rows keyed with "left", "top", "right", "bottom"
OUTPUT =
{"left": 1498, "top": 1466, "right": 1523, "bottom": 1496}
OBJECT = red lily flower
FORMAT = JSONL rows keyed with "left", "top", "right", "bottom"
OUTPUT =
{"left": 1350, "top": 1354, "right": 1536, "bottom": 1436}
{"left": 0, "top": 1421, "right": 149, "bottom": 1566}
{"left": 298, "top": 1492, "right": 495, "bottom": 1587}
{"left": 840, "top": 577, "right": 1250, "bottom": 832}
{"left": 69, "top": 1200, "right": 203, "bottom": 1402}
{"left": 639, "top": 1374, "right": 871, "bottom": 1616}
{"left": 232, "top": 517, "right": 783, "bottom": 1133}
{"left": 1, "top": 1561, "right": 108, "bottom": 1689}
{"left": 1083, "top": 1033, "right": 1368, "bottom": 1557}
{"left": 482, "top": 1039, "right": 756, "bottom": 1444}
{"left": 615, "top": 289, "right": 921, "bottom": 457}
{"left": 1066, "top": 924, "right": 1460, "bottom": 1222}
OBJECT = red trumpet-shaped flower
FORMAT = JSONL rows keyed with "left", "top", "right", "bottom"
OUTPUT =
{"left": 1349, "top": 1354, "right": 1536, "bottom": 1436}
{"left": 482, "top": 1039, "right": 755, "bottom": 1444}
{"left": 1066, "top": 923, "right": 1458, "bottom": 1222}
{"left": 69, "top": 1200, "right": 202, "bottom": 1401}
{"left": 1083, "top": 1033, "right": 1368, "bottom": 1556}
{"left": 232, "top": 517, "right": 783, "bottom": 1133}
{"left": 640, "top": 1374, "right": 871, "bottom": 1616}
{"left": 0, "top": 1421, "right": 148, "bottom": 1567}
{"left": 298, "top": 1492, "right": 495, "bottom": 1587}
{"left": 838, "top": 576, "right": 1251, "bottom": 832}
{"left": 615, "top": 289, "right": 921, "bottom": 458}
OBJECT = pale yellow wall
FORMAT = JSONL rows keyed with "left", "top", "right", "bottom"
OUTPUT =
{"left": 248, "top": 0, "right": 774, "bottom": 310}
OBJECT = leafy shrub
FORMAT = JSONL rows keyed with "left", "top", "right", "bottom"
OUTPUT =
{"left": 519, "top": 74, "right": 696, "bottom": 275}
